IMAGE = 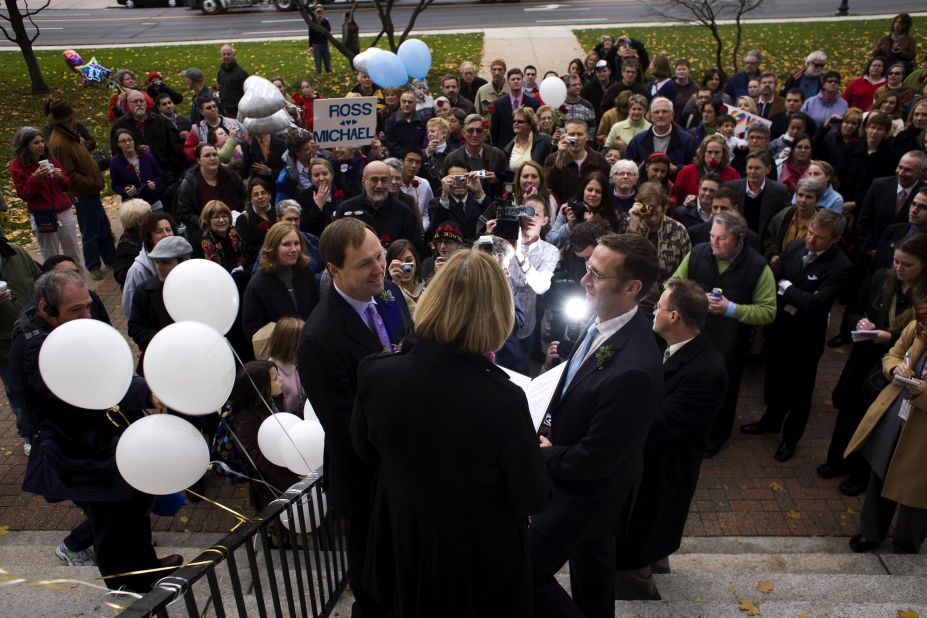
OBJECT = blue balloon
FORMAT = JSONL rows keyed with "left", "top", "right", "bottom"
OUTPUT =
{"left": 398, "top": 39, "right": 432, "bottom": 80}
{"left": 366, "top": 51, "right": 409, "bottom": 88}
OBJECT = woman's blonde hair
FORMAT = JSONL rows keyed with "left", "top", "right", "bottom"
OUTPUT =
{"left": 736, "top": 96, "right": 757, "bottom": 114}
{"left": 426, "top": 116, "right": 450, "bottom": 138}
{"left": 266, "top": 316, "right": 304, "bottom": 365}
{"left": 119, "top": 198, "right": 152, "bottom": 231}
{"left": 259, "top": 221, "right": 309, "bottom": 272}
{"left": 199, "top": 199, "right": 231, "bottom": 232}
{"left": 414, "top": 250, "right": 514, "bottom": 356}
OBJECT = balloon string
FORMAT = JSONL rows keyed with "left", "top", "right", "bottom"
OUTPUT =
{"left": 105, "top": 406, "right": 130, "bottom": 428}
{"left": 183, "top": 487, "right": 252, "bottom": 529}
{"left": 0, "top": 567, "right": 142, "bottom": 609}
{"left": 226, "top": 343, "right": 316, "bottom": 475}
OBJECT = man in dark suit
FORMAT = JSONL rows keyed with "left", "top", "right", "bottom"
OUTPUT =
{"left": 856, "top": 151, "right": 927, "bottom": 257}
{"left": 687, "top": 187, "right": 762, "bottom": 251}
{"left": 871, "top": 187, "right": 927, "bottom": 272}
{"left": 298, "top": 218, "right": 411, "bottom": 618}
{"left": 741, "top": 209, "right": 852, "bottom": 461}
{"left": 615, "top": 279, "right": 727, "bottom": 600}
{"left": 532, "top": 233, "right": 663, "bottom": 618}
{"left": 443, "top": 114, "right": 507, "bottom": 199}
{"left": 671, "top": 174, "right": 722, "bottom": 229}
{"left": 489, "top": 68, "right": 540, "bottom": 149}
{"left": 725, "top": 151, "right": 791, "bottom": 239}
{"left": 426, "top": 163, "right": 486, "bottom": 242}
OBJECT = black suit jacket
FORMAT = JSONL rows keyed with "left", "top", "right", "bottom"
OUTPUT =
{"left": 489, "top": 93, "right": 539, "bottom": 150}
{"left": 534, "top": 310, "right": 662, "bottom": 540}
{"left": 871, "top": 222, "right": 918, "bottom": 274}
{"left": 725, "top": 177, "right": 791, "bottom": 239}
{"left": 770, "top": 239, "right": 852, "bottom": 344}
{"left": 616, "top": 332, "right": 727, "bottom": 569}
{"left": 857, "top": 177, "right": 925, "bottom": 254}
{"left": 298, "top": 282, "right": 411, "bottom": 518}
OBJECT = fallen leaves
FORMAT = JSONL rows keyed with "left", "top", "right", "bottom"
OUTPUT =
{"left": 897, "top": 609, "right": 920, "bottom": 618}
{"left": 738, "top": 599, "right": 762, "bottom": 615}
{"left": 785, "top": 511, "right": 801, "bottom": 519}
{"left": 0, "top": 525, "right": 9, "bottom": 537}
{"left": 754, "top": 581, "right": 774, "bottom": 594}
{"left": 768, "top": 481, "right": 784, "bottom": 492}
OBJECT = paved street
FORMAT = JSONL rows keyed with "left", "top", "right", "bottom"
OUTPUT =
{"left": 4, "top": 1, "right": 927, "bottom": 47}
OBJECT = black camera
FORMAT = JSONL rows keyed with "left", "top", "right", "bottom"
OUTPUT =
{"left": 494, "top": 203, "right": 536, "bottom": 241}
{"left": 569, "top": 201, "right": 586, "bottom": 219}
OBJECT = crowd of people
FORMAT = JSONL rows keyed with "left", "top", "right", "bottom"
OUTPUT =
{"left": 3, "top": 10, "right": 927, "bottom": 615}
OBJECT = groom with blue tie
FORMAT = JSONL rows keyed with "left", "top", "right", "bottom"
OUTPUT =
{"left": 532, "top": 233, "right": 663, "bottom": 618}
{"left": 299, "top": 218, "right": 410, "bottom": 618}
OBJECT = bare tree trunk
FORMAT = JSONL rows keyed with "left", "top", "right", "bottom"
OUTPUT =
{"left": 1, "top": 0, "right": 50, "bottom": 94}
{"left": 296, "top": 0, "right": 357, "bottom": 64}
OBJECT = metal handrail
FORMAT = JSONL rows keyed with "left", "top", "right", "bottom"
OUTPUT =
{"left": 117, "top": 469, "right": 347, "bottom": 617}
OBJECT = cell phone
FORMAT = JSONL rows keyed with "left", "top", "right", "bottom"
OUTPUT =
{"left": 893, "top": 374, "right": 921, "bottom": 387}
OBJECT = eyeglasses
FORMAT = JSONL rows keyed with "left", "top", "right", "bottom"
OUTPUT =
{"left": 210, "top": 214, "right": 230, "bottom": 220}
{"left": 825, "top": 78, "right": 840, "bottom": 84}
{"left": 512, "top": 119, "right": 526, "bottom": 124}
{"left": 812, "top": 62, "right": 826, "bottom": 68}
{"left": 464, "top": 127, "right": 484, "bottom": 134}
{"left": 584, "top": 260, "right": 621, "bottom": 282}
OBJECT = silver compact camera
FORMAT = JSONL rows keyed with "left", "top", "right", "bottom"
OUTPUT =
{"left": 566, "top": 136, "right": 578, "bottom": 146}
{"left": 400, "top": 263, "right": 415, "bottom": 276}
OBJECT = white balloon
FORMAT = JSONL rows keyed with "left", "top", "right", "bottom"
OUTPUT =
{"left": 302, "top": 399, "right": 318, "bottom": 424}
{"left": 162, "top": 259, "right": 240, "bottom": 335}
{"left": 538, "top": 75, "right": 568, "bottom": 109}
{"left": 242, "top": 108, "right": 295, "bottom": 135}
{"left": 143, "top": 322, "right": 236, "bottom": 416}
{"left": 237, "top": 75, "right": 286, "bottom": 119}
{"left": 352, "top": 49, "right": 371, "bottom": 73}
{"left": 280, "top": 491, "right": 328, "bottom": 533}
{"left": 257, "top": 412, "right": 302, "bottom": 467}
{"left": 38, "top": 320, "right": 134, "bottom": 410}
{"left": 280, "top": 420, "right": 325, "bottom": 476}
{"left": 116, "top": 414, "right": 210, "bottom": 495}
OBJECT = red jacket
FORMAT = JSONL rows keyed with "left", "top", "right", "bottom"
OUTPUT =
{"left": 9, "top": 157, "right": 73, "bottom": 214}
{"left": 672, "top": 163, "right": 740, "bottom": 205}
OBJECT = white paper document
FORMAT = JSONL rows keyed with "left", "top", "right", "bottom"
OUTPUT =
{"left": 502, "top": 363, "right": 566, "bottom": 432}
{"left": 851, "top": 330, "right": 880, "bottom": 342}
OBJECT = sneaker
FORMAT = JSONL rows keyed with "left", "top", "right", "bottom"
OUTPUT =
{"left": 55, "top": 542, "right": 96, "bottom": 567}
{"left": 22, "top": 440, "right": 30, "bottom": 457}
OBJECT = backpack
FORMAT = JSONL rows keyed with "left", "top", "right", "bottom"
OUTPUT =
{"left": 210, "top": 403, "right": 251, "bottom": 484}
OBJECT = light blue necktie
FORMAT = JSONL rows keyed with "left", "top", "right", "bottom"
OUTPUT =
{"left": 561, "top": 323, "right": 599, "bottom": 396}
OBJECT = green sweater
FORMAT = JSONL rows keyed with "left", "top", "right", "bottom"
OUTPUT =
{"left": 671, "top": 251, "right": 777, "bottom": 325}
{"left": 0, "top": 243, "right": 43, "bottom": 368}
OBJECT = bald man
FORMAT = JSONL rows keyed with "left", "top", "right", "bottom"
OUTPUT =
{"left": 216, "top": 44, "right": 249, "bottom": 118}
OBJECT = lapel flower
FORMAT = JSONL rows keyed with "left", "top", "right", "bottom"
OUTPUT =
{"left": 379, "top": 289, "right": 395, "bottom": 303}
{"left": 333, "top": 188, "right": 344, "bottom": 200}
{"left": 411, "top": 178, "right": 420, "bottom": 188}
{"left": 379, "top": 234, "right": 391, "bottom": 246}
{"left": 487, "top": 104, "right": 496, "bottom": 113}
{"left": 482, "top": 119, "right": 490, "bottom": 129}
{"left": 559, "top": 104, "right": 568, "bottom": 114}
{"left": 595, "top": 345, "right": 614, "bottom": 369}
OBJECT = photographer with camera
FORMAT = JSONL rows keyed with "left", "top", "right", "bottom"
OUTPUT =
{"left": 544, "top": 118, "right": 611, "bottom": 203}
{"left": 386, "top": 239, "right": 425, "bottom": 320}
{"left": 485, "top": 194, "right": 559, "bottom": 356}
{"left": 546, "top": 172, "right": 627, "bottom": 248}
{"left": 443, "top": 114, "right": 507, "bottom": 199}
{"left": 426, "top": 164, "right": 486, "bottom": 243}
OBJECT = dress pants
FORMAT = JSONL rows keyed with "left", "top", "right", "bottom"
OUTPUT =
{"left": 707, "top": 357, "right": 745, "bottom": 447}
{"left": 74, "top": 491, "right": 159, "bottom": 592}
{"left": 74, "top": 194, "right": 115, "bottom": 272}
{"left": 860, "top": 470, "right": 927, "bottom": 554}
{"left": 614, "top": 557, "right": 669, "bottom": 601}
{"left": 759, "top": 342, "right": 824, "bottom": 445}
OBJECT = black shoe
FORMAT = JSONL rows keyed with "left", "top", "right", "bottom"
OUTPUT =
{"left": 774, "top": 441, "right": 796, "bottom": 462}
{"left": 817, "top": 463, "right": 846, "bottom": 479}
{"left": 828, "top": 334, "right": 851, "bottom": 348}
{"left": 741, "top": 422, "right": 780, "bottom": 435}
{"left": 849, "top": 534, "right": 878, "bottom": 553}
{"left": 838, "top": 479, "right": 866, "bottom": 496}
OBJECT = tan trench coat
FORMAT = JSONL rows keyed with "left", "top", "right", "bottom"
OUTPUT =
{"left": 845, "top": 320, "right": 927, "bottom": 509}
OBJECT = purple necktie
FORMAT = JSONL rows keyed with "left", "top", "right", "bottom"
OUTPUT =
{"left": 365, "top": 303, "right": 391, "bottom": 351}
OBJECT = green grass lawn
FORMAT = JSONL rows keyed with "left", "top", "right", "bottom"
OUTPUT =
{"left": 0, "top": 34, "right": 482, "bottom": 243}
{"left": 574, "top": 16, "right": 927, "bottom": 84}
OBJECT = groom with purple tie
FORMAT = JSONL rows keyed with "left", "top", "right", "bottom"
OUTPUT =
{"left": 298, "top": 217, "right": 410, "bottom": 618}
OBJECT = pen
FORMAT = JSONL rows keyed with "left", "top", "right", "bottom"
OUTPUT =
{"left": 905, "top": 352, "right": 911, "bottom": 368}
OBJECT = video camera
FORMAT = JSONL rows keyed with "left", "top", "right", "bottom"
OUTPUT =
{"left": 493, "top": 202, "right": 535, "bottom": 241}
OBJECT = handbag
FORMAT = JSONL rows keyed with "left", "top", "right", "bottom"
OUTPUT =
{"left": 22, "top": 425, "right": 133, "bottom": 503}
{"left": 91, "top": 148, "right": 111, "bottom": 172}
{"left": 31, "top": 208, "right": 59, "bottom": 234}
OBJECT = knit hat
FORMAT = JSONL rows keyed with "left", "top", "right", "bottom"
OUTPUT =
{"left": 433, "top": 221, "right": 463, "bottom": 244}
{"left": 146, "top": 71, "right": 163, "bottom": 84}
{"left": 45, "top": 99, "right": 75, "bottom": 124}
{"left": 148, "top": 236, "right": 193, "bottom": 261}
{"left": 490, "top": 58, "right": 507, "bottom": 72}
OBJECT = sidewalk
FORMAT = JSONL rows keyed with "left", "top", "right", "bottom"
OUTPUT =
{"left": 479, "top": 26, "right": 585, "bottom": 79}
